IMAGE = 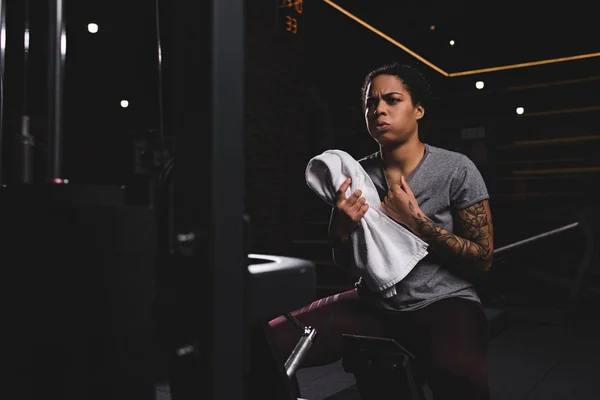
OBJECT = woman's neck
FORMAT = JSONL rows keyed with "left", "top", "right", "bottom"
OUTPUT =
{"left": 379, "top": 137, "right": 425, "bottom": 175}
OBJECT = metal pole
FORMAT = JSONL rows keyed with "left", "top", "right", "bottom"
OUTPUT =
{"left": 283, "top": 314, "right": 318, "bottom": 377}
{"left": 494, "top": 222, "right": 579, "bottom": 255}
{"left": 20, "top": 0, "right": 34, "bottom": 183}
{"left": 0, "top": 0, "right": 6, "bottom": 184}
{"left": 284, "top": 327, "right": 317, "bottom": 377}
{"left": 211, "top": 0, "right": 245, "bottom": 398}
{"left": 47, "top": 0, "right": 65, "bottom": 181}
{"left": 21, "top": 116, "right": 34, "bottom": 183}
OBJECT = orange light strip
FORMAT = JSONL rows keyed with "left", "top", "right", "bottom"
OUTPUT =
{"left": 506, "top": 76, "right": 600, "bottom": 92}
{"left": 322, "top": 0, "right": 449, "bottom": 76}
{"left": 448, "top": 53, "right": 600, "bottom": 77}
{"left": 324, "top": 0, "right": 600, "bottom": 77}
{"left": 520, "top": 105, "right": 600, "bottom": 117}
{"left": 496, "top": 134, "right": 600, "bottom": 149}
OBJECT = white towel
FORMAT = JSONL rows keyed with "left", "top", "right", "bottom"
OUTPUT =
{"left": 305, "top": 149, "right": 429, "bottom": 298}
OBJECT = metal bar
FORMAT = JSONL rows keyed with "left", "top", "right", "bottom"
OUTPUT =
{"left": 285, "top": 313, "right": 307, "bottom": 333}
{"left": 47, "top": 0, "right": 66, "bottom": 181}
{"left": 0, "top": 0, "right": 6, "bottom": 184}
{"left": 20, "top": 116, "right": 34, "bottom": 183}
{"left": 284, "top": 327, "right": 317, "bottom": 377}
{"left": 494, "top": 222, "right": 579, "bottom": 255}
{"left": 20, "top": 0, "right": 34, "bottom": 183}
{"left": 211, "top": 0, "right": 245, "bottom": 398}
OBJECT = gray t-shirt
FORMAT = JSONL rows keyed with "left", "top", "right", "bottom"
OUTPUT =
{"left": 357, "top": 143, "right": 490, "bottom": 311}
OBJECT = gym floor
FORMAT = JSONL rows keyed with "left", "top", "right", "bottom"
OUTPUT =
{"left": 155, "top": 307, "right": 600, "bottom": 400}
{"left": 295, "top": 312, "right": 600, "bottom": 400}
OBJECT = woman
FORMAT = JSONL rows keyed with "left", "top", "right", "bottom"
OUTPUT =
{"left": 270, "top": 63, "right": 494, "bottom": 400}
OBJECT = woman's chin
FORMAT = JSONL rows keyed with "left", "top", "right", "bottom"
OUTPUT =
{"left": 373, "top": 136, "right": 412, "bottom": 149}
{"left": 372, "top": 132, "right": 400, "bottom": 145}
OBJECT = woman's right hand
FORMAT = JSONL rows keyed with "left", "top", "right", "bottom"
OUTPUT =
{"left": 330, "top": 178, "right": 369, "bottom": 243}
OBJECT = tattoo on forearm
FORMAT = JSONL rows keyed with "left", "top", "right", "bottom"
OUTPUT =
{"left": 412, "top": 202, "right": 493, "bottom": 266}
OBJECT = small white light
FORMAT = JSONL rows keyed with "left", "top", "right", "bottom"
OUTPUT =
{"left": 516, "top": 107, "right": 524, "bottom": 115}
{"left": 87, "top": 23, "right": 99, "bottom": 34}
{"left": 449, "top": 40, "right": 455, "bottom": 46}
{"left": 120, "top": 100, "right": 129, "bottom": 108}
{"left": 475, "top": 81, "right": 484, "bottom": 89}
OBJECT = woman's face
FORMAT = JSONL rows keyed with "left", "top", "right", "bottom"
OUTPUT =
{"left": 364, "top": 74, "right": 424, "bottom": 146}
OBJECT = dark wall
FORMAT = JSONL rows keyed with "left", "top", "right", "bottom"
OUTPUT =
{"left": 243, "top": 2, "right": 333, "bottom": 255}
{"left": 2, "top": 0, "right": 597, "bottom": 264}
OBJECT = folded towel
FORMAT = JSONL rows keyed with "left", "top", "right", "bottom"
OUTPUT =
{"left": 305, "top": 149, "right": 429, "bottom": 298}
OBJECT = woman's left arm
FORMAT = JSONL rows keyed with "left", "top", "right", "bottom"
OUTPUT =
{"left": 412, "top": 199, "right": 494, "bottom": 272}
{"left": 382, "top": 176, "right": 494, "bottom": 273}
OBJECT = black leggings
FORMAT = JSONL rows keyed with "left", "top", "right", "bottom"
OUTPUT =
{"left": 269, "top": 290, "right": 490, "bottom": 400}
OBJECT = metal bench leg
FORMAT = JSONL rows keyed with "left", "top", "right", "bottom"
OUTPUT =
{"left": 283, "top": 313, "right": 318, "bottom": 378}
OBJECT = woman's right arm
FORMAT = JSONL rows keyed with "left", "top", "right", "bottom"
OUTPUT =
{"left": 329, "top": 208, "right": 352, "bottom": 269}
{"left": 327, "top": 178, "right": 369, "bottom": 269}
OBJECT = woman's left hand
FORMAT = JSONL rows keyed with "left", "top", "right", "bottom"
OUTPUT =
{"left": 381, "top": 176, "right": 423, "bottom": 234}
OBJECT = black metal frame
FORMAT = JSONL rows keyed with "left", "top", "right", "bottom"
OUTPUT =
{"left": 493, "top": 222, "right": 580, "bottom": 255}
{"left": 211, "top": 0, "right": 245, "bottom": 397}
{"left": 0, "top": 0, "right": 6, "bottom": 184}
{"left": 209, "top": 0, "right": 245, "bottom": 397}
{"left": 47, "top": 0, "right": 65, "bottom": 181}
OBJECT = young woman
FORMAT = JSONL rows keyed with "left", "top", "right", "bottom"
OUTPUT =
{"left": 270, "top": 63, "right": 494, "bottom": 400}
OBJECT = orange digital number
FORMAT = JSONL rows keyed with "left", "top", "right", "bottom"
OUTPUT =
{"left": 285, "top": 15, "right": 298, "bottom": 34}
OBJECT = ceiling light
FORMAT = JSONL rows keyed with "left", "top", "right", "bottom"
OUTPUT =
{"left": 121, "top": 100, "right": 129, "bottom": 108}
{"left": 324, "top": 0, "right": 600, "bottom": 77}
{"left": 449, "top": 40, "right": 455, "bottom": 46}
{"left": 516, "top": 107, "right": 524, "bottom": 115}
{"left": 87, "top": 23, "right": 99, "bottom": 34}
{"left": 475, "top": 81, "right": 484, "bottom": 89}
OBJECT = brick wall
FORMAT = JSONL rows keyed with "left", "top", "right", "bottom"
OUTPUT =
{"left": 244, "top": 3, "right": 328, "bottom": 255}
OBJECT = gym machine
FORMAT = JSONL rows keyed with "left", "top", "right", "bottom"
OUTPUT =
{"left": 0, "top": 0, "right": 317, "bottom": 399}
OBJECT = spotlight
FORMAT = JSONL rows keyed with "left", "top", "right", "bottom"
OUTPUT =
{"left": 88, "top": 23, "right": 99, "bottom": 34}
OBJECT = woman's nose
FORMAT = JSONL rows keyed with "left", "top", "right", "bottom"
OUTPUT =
{"left": 374, "top": 107, "right": 386, "bottom": 117}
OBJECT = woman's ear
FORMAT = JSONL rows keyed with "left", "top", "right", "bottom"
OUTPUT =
{"left": 415, "top": 104, "right": 425, "bottom": 120}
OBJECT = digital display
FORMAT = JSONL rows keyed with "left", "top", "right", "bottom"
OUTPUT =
{"left": 278, "top": 0, "right": 303, "bottom": 35}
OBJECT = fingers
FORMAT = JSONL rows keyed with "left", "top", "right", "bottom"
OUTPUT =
{"left": 349, "top": 195, "right": 366, "bottom": 212}
{"left": 400, "top": 175, "right": 413, "bottom": 195}
{"left": 339, "top": 190, "right": 366, "bottom": 216}
{"left": 336, "top": 178, "right": 352, "bottom": 200}
{"left": 389, "top": 177, "right": 412, "bottom": 197}
{"left": 334, "top": 178, "right": 369, "bottom": 222}
{"left": 348, "top": 188, "right": 362, "bottom": 205}
{"left": 336, "top": 178, "right": 363, "bottom": 207}
{"left": 357, "top": 203, "right": 369, "bottom": 219}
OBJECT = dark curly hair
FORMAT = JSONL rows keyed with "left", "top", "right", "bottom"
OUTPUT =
{"left": 361, "top": 63, "right": 431, "bottom": 112}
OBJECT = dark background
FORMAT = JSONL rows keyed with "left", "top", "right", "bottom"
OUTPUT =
{"left": 1, "top": 0, "right": 599, "bottom": 297}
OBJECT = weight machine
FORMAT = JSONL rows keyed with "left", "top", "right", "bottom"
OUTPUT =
{"left": 0, "top": 0, "right": 316, "bottom": 399}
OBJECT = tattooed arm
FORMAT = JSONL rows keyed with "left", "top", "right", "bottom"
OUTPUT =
{"left": 412, "top": 200, "right": 494, "bottom": 272}
{"left": 381, "top": 176, "right": 494, "bottom": 273}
